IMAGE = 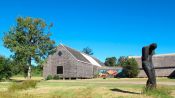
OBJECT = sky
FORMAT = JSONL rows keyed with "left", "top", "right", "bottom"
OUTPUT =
{"left": 0, "top": 0, "right": 175, "bottom": 62}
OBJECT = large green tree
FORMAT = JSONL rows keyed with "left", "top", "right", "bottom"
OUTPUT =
{"left": 3, "top": 17, "right": 55, "bottom": 79}
{"left": 104, "top": 57, "right": 117, "bottom": 66}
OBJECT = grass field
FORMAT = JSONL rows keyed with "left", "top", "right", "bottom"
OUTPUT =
{"left": 0, "top": 77, "right": 175, "bottom": 98}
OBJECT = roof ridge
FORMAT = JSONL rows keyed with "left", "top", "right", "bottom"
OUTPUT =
{"left": 60, "top": 44, "right": 93, "bottom": 64}
{"left": 59, "top": 44, "right": 103, "bottom": 67}
{"left": 60, "top": 44, "right": 79, "bottom": 61}
{"left": 60, "top": 44, "right": 94, "bottom": 57}
{"left": 62, "top": 44, "right": 83, "bottom": 54}
{"left": 129, "top": 53, "right": 175, "bottom": 58}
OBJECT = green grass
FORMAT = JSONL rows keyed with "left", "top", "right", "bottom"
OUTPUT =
{"left": 142, "top": 86, "right": 173, "bottom": 98}
{"left": 0, "top": 77, "right": 174, "bottom": 98}
{"left": 8, "top": 80, "right": 38, "bottom": 92}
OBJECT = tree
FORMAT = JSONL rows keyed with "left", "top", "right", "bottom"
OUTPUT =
{"left": 123, "top": 58, "right": 140, "bottom": 78}
{"left": 104, "top": 57, "right": 117, "bottom": 66}
{"left": 0, "top": 55, "right": 13, "bottom": 80}
{"left": 117, "top": 56, "right": 128, "bottom": 66}
{"left": 3, "top": 17, "right": 55, "bottom": 79}
{"left": 82, "top": 47, "right": 93, "bottom": 55}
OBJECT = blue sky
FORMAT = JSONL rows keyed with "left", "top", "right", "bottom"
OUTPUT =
{"left": 0, "top": 0, "right": 175, "bottom": 62}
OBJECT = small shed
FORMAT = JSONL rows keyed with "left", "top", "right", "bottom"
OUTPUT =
{"left": 43, "top": 44, "right": 104, "bottom": 79}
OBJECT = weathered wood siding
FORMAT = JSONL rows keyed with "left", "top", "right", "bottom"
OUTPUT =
{"left": 76, "top": 61, "right": 93, "bottom": 78}
{"left": 139, "top": 68, "right": 175, "bottom": 77}
{"left": 43, "top": 45, "right": 77, "bottom": 78}
{"left": 43, "top": 45, "right": 97, "bottom": 79}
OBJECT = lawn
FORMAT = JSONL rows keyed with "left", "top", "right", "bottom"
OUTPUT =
{"left": 0, "top": 77, "right": 175, "bottom": 98}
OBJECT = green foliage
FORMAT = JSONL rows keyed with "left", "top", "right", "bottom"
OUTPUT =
{"left": 32, "top": 66, "right": 42, "bottom": 76}
{"left": 46, "top": 75, "right": 53, "bottom": 80}
{"left": 53, "top": 75, "right": 60, "bottom": 80}
{"left": 82, "top": 47, "right": 93, "bottom": 55}
{"left": 13, "top": 65, "right": 42, "bottom": 77}
{"left": 122, "top": 58, "right": 140, "bottom": 78}
{"left": 3, "top": 17, "right": 56, "bottom": 78}
{"left": 142, "top": 86, "right": 173, "bottom": 98}
{"left": 104, "top": 57, "right": 117, "bottom": 66}
{"left": 0, "top": 55, "right": 13, "bottom": 80}
{"left": 117, "top": 56, "right": 128, "bottom": 66}
{"left": 8, "top": 80, "right": 38, "bottom": 92}
{"left": 46, "top": 75, "right": 60, "bottom": 80}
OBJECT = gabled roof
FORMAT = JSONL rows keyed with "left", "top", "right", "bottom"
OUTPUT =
{"left": 129, "top": 53, "right": 175, "bottom": 58}
{"left": 60, "top": 44, "right": 104, "bottom": 67}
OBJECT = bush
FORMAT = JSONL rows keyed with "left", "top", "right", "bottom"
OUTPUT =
{"left": 142, "top": 86, "right": 173, "bottom": 98}
{"left": 123, "top": 58, "right": 139, "bottom": 78}
{"left": 32, "top": 66, "right": 42, "bottom": 76}
{"left": 46, "top": 75, "right": 53, "bottom": 80}
{"left": 8, "top": 80, "right": 38, "bottom": 91}
{"left": 53, "top": 75, "right": 60, "bottom": 80}
{"left": 0, "top": 56, "right": 13, "bottom": 80}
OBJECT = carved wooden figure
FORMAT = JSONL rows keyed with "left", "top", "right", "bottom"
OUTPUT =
{"left": 142, "top": 43, "right": 157, "bottom": 89}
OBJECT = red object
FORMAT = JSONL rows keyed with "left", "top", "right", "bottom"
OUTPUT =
{"left": 107, "top": 70, "right": 117, "bottom": 75}
{"left": 99, "top": 73, "right": 108, "bottom": 78}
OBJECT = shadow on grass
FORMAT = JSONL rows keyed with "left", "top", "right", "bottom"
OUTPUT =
{"left": 110, "top": 88, "right": 140, "bottom": 95}
{"left": 8, "top": 78, "right": 41, "bottom": 83}
{"left": 0, "top": 79, "right": 23, "bottom": 82}
{"left": 9, "top": 79, "right": 23, "bottom": 82}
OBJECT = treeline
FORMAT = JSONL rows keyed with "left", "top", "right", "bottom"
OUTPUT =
{"left": 104, "top": 56, "right": 140, "bottom": 78}
{"left": 0, "top": 56, "right": 13, "bottom": 80}
{"left": 0, "top": 55, "right": 42, "bottom": 80}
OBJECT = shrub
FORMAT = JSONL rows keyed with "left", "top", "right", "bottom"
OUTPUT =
{"left": 53, "top": 75, "right": 60, "bottom": 80}
{"left": 8, "top": 80, "right": 37, "bottom": 91}
{"left": 142, "top": 86, "right": 173, "bottom": 98}
{"left": 32, "top": 66, "right": 42, "bottom": 76}
{"left": 123, "top": 58, "right": 139, "bottom": 78}
{"left": 46, "top": 75, "right": 53, "bottom": 80}
{"left": 0, "top": 56, "right": 13, "bottom": 80}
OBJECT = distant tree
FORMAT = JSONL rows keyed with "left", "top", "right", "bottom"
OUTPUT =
{"left": 82, "top": 47, "right": 93, "bottom": 55}
{"left": 3, "top": 17, "right": 55, "bottom": 79}
{"left": 117, "top": 56, "right": 128, "bottom": 66}
{"left": 104, "top": 57, "right": 117, "bottom": 66}
{"left": 0, "top": 55, "right": 13, "bottom": 80}
{"left": 32, "top": 65, "right": 42, "bottom": 76}
{"left": 123, "top": 58, "right": 140, "bottom": 78}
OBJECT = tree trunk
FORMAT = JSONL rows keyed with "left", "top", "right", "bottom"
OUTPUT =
{"left": 27, "top": 66, "right": 31, "bottom": 79}
{"left": 27, "top": 57, "right": 32, "bottom": 79}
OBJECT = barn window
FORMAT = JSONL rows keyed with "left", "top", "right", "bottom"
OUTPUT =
{"left": 57, "top": 66, "right": 63, "bottom": 74}
{"left": 58, "top": 51, "right": 62, "bottom": 56}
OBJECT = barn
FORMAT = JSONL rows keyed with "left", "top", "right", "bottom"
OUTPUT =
{"left": 43, "top": 44, "right": 104, "bottom": 79}
{"left": 129, "top": 53, "right": 175, "bottom": 77}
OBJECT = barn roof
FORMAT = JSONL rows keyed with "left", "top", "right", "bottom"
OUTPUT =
{"left": 129, "top": 53, "right": 175, "bottom": 68}
{"left": 60, "top": 44, "right": 104, "bottom": 67}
